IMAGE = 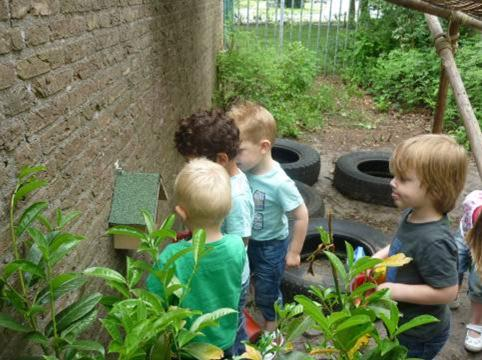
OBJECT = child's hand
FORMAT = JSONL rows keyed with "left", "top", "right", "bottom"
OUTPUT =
{"left": 285, "top": 251, "right": 301, "bottom": 268}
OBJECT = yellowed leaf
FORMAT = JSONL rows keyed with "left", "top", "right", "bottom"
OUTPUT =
{"left": 347, "top": 335, "right": 370, "bottom": 359}
{"left": 240, "top": 344, "right": 263, "bottom": 360}
{"left": 309, "top": 347, "right": 339, "bottom": 355}
{"left": 381, "top": 253, "right": 412, "bottom": 267}
{"left": 284, "top": 342, "right": 294, "bottom": 353}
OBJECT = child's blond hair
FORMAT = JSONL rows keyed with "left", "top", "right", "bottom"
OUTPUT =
{"left": 228, "top": 101, "right": 276, "bottom": 144}
{"left": 390, "top": 134, "right": 468, "bottom": 214}
{"left": 175, "top": 158, "right": 231, "bottom": 228}
{"left": 468, "top": 215, "right": 482, "bottom": 273}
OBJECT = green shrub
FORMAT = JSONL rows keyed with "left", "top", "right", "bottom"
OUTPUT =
{"left": 370, "top": 48, "right": 439, "bottom": 111}
{"left": 215, "top": 32, "right": 326, "bottom": 137}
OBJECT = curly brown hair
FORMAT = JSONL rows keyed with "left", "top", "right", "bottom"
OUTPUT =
{"left": 174, "top": 109, "right": 240, "bottom": 161}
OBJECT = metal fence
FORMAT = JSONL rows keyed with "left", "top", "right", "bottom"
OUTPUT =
{"left": 224, "top": 0, "right": 366, "bottom": 74}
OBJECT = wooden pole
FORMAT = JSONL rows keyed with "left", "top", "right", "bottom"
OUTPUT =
{"left": 432, "top": 21, "right": 460, "bottom": 134}
{"left": 386, "top": 0, "right": 482, "bottom": 31}
{"left": 426, "top": 14, "right": 482, "bottom": 178}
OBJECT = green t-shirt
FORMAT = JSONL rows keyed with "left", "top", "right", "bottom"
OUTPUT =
{"left": 387, "top": 210, "right": 458, "bottom": 341}
{"left": 146, "top": 234, "right": 246, "bottom": 349}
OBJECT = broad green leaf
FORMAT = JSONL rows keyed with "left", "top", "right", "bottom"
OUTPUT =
{"left": 3, "top": 260, "right": 45, "bottom": 279}
{"left": 192, "top": 229, "right": 206, "bottom": 266}
{"left": 294, "top": 295, "right": 330, "bottom": 335}
{"left": 83, "top": 267, "right": 127, "bottom": 285}
{"left": 333, "top": 323, "right": 374, "bottom": 352}
{"left": 285, "top": 316, "right": 315, "bottom": 342}
{"left": 176, "top": 328, "right": 202, "bottom": 348}
{"left": 57, "top": 210, "right": 81, "bottom": 229}
{"left": 49, "top": 233, "right": 84, "bottom": 266}
{"left": 190, "top": 308, "right": 236, "bottom": 332}
{"left": 323, "top": 251, "right": 347, "bottom": 285}
{"left": 66, "top": 340, "right": 105, "bottom": 356}
{"left": 15, "top": 202, "right": 48, "bottom": 237}
{"left": 106, "top": 280, "right": 130, "bottom": 298}
{"left": 106, "top": 226, "right": 147, "bottom": 241}
{"left": 345, "top": 241, "right": 354, "bottom": 269}
{"left": 150, "top": 334, "right": 172, "bottom": 360}
{"left": 127, "top": 257, "right": 143, "bottom": 289}
{"left": 37, "top": 273, "right": 87, "bottom": 304}
{"left": 335, "top": 314, "right": 371, "bottom": 332}
{"left": 37, "top": 214, "right": 53, "bottom": 232}
{"left": 0, "top": 313, "right": 31, "bottom": 332}
{"left": 46, "top": 293, "right": 102, "bottom": 336}
{"left": 160, "top": 214, "right": 176, "bottom": 230}
{"left": 182, "top": 342, "right": 224, "bottom": 360}
{"left": 141, "top": 210, "right": 155, "bottom": 235}
{"left": 26, "top": 304, "right": 45, "bottom": 318}
{"left": 14, "top": 179, "right": 48, "bottom": 207}
{"left": 24, "top": 331, "right": 49, "bottom": 346}
{"left": 18, "top": 165, "right": 46, "bottom": 180}
{"left": 378, "top": 301, "right": 399, "bottom": 338}
{"left": 350, "top": 282, "right": 377, "bottom": 299}
{"left": 152, "top": 308, "right": 197, "bottom": 331}
{"left": 3, "top": 288, "right": 28, "bottom": 313}
{"left": 100, "top": 295, "right": 122, "bottom": 308}
{"left": 27, "top": 227, "right": 49, "bottom": 258}
{"left": 100, "top": 317, "right": 122, "bottom": 343}
{"left": 327, "top": 311, "right": 350, "bottom": 327}
{"left": 131, "top": 289, "right": 164, "bottom": 313}
{"left": 394, "top": 315, "right": 439, "bottom": 336}
{"left": 349, "top": 257, "right": 383, "bottom": 278}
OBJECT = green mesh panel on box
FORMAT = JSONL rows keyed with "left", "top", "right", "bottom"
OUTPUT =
{"left": 108, "top": 172, "right": 161, "bottom": 226}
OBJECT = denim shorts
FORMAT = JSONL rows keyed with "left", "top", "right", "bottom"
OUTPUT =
{"left": 248, "top": 236, "right": 290, "bottom": 321}
{"left": 398, "top": 321, "right": 450, "bottom": 360}
{"left": 229, "top": 279, "right": 249, "bottom": 356}
{"left": 455, "top": 230, "right": 482, "bottom": 303}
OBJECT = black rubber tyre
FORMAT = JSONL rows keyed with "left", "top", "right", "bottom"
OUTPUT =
{"left": 333, "top": 151, "right": 394, "bottom": 207}
{"left": 273, "top": 138, "right": 321, "bottom": 186}
{"left": 282, "top": 217, "right": 389, "bottom": 302}
{"left": 294, "top": 180, "right": 325, "bottom": 218}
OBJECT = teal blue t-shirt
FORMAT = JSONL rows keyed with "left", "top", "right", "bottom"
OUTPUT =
{"left": 247, "top": 162, "right": 303, "bottom": 241}
{"left": 221, "top": 170, "right": 254, "bottom": 238}
{"left": 146, "top": 234, "right": 246, "bottom": 350}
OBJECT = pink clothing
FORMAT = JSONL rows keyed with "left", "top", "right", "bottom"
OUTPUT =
{"left": 460, "top": 190, "right": 482, "bottom": 235}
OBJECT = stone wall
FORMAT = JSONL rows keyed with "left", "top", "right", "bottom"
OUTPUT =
{"left": 0, "top": 0, "right": 222, "bottom": 356}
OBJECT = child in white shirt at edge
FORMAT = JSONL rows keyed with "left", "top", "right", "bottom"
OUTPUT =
{"left": 453, "top": 190, "right": 482, "bottom": 352}
{"left": 228, "top": 101, "right": 309, "bottom": 334}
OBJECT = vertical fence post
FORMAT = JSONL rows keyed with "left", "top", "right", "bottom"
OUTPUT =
{"left": 280, "top": 0, "right": 285, "bottom": 50}
{"left": 308, "top": 0, "right": 314, "bottom": 48}
{"left": 255, "top": 0, "right": 260, "bottom": 41}
{"left": 290, "top": 0, "right": 294, "bottom": 42}
{"left": 323, "top": 0, "right": 333, "bottom": 75}
{"left": 298, "top": 0, "right": 304, "bottom": 42}
{"left": 342, "top": 12, "right": 350, "bottom": 69}
{"left": 315, "top": 0, "right": 323, "bottom": 59}
{"left": 333, "top": 0, "right": 344, "bottom": 74}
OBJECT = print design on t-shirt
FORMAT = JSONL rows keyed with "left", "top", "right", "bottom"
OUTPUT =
{"left": 253, "top": 190, "right": 266, "bottom": 231}
{"left": 387, "top": 237, "right": 402, "bottom": 282}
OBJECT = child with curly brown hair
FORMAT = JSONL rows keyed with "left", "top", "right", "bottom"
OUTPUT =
{"left": 174, "top": 110, "right": 254, "bottom": 356}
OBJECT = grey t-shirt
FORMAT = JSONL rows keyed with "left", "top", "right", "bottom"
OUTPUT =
{"left": 387, "top": 210, "right": 458, "bottom": 341}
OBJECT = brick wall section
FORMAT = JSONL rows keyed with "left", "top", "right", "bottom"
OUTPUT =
{"left": 0, "top": 0, "right": 222, "bottom": 356}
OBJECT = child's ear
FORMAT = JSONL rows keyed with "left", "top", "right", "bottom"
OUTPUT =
{"left": 260, "top": 139, "right": 272, "bottom": 153}
{"left": 175, "top": 205, "right": 188, "bottom": 222}
{"left": 215, "top": 152, "right": 229, "bottom": 166}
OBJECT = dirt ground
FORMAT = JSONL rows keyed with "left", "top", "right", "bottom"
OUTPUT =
{"left": 295, "top": 85, "right": 482, "bottom": 359}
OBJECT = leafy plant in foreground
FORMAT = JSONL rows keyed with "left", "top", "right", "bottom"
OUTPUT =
{"left": 0, "top": 165, "right": 103, "bottom": 359}
{"left": 242, "top": 216, "right": 438, "bottom": 360}
{"left": 85, "top": 214, "right": 235, "bottom": 359}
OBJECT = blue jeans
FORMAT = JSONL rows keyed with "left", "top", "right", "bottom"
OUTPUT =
{"left": 230, "top": 279, "right": 249, "bottom": 356}
{"left": 455, "top": 230, "right": 482, "bottom": 303}
{"left": 248, "top": 236, "right": 290, "bottom": 321}
{"left": 398, "top": 322, "right": 450, "bottom": 360}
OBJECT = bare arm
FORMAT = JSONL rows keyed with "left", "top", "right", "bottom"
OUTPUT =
{"left": 372, "top": 245, "right": 390, "bottom": 259}
{"left": 285, "top": 203, "right": 309, "bottom": 268}
{"left": 378, "top": 282, "right": 458, "bottom": 305}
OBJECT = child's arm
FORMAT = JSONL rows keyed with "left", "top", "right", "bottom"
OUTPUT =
{"left": 378, "top": 282, "right": 458, "bottom": 305}
{"left": 372, "top": 245, "right": 390, "bottom": 259}
{"left": 286, "top": 203, "right": 309, "bottom": 268}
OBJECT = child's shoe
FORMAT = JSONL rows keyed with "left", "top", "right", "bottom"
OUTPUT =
{"left": 465, "top": 324, "right": 482, "bottom": 352}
